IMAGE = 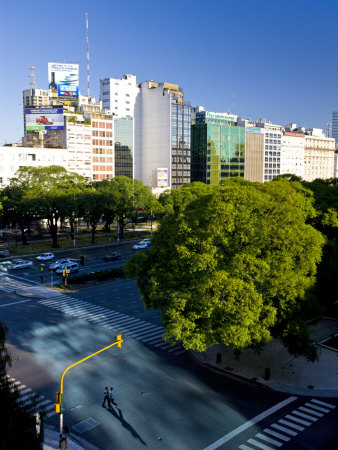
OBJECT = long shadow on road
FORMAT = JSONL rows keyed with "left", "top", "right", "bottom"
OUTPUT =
{"left": 104, "top": 405, "right": 146, "bottom": 446}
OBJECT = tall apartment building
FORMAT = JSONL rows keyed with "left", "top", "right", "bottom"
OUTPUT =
{"left": 280, "top": 131, "right": 305, "bottom": 178}
{"left": 63, "top": 118, "right": 92, "bottom": 180}
{"left": 191, "top": 111, "right": 245, "bottom": 185}
{"left": 91, "top": 113, "right": 114, "bottom": 181}
{"left": 114, "top": 117, "right": 133, "bottom": 178}
{"left": 244, "top": 126, "right": 264, "bottom": 182}
{"left": 304, "top": 128, "right": 335, "bottom": 181}
{"left": 256, "top": 121, "right": 282, "bottom": 182}
{"left": 134, "top": 81, "right": 191, "bottom": 191}
{"left": 100, "top": 74, "right": 139, "bottom": 118}
{"left": 332, "top": 111, "right": 338, "bottom": 142}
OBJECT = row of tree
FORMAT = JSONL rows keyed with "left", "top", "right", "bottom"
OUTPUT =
{"left": 0, "top": 166, "right": 161, "bottom": 247}
{"left": 126, "top": 176, "right": 338, "bottom": 361}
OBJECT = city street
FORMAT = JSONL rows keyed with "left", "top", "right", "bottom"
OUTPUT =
{"left": 1, "top": 260, "right": 337, "bottom": 449}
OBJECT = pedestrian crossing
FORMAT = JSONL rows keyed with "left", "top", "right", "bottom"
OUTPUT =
{"left": 0, "top": 277, "right": 36, "bottom": 293}
{"left": 238, "top": 398, "right": 336, "bottom": 450}
{"left": 6, "top": 375, "right": 56, "bottom": 418}
{"left": 38, "top": 294, "right": 185, "bottom": 355}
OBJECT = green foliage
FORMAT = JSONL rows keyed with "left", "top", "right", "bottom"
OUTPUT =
{"left": 126, "top": 180, "right": 324, "bottom": 359}
{"left": 67, "top": 266, "right": 124, "bottom": 284}
{"left": 0, "top": 322, "right": 44, "bottom": 449}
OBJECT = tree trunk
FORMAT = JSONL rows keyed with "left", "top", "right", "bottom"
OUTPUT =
{"left": 119, "top": 218, "right": 124, "bottom": 239}
{"left": 49, "top": 219, "right": 58, "bottom": 248}
{"left": 20, "top": 225, "right": 27, "bottom": 245}
{"left": 70, "top": 218, "right": 74, "bottom": 241}
{"left": 91, "top": 222, "right": 97, "bottom": 244}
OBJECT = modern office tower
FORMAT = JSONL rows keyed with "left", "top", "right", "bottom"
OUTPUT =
{"left": 63, "top": 119, "right": 92, "bottom": 180}
{"left": 304, "top": 128, "right": 336, "bottom": 181}
{"left": 134, "top": 81, "right": 191, "bottom": 191}
{"left": 244, "top": 126, "right": 265, "bottom": 182}
{"left": 91, "top": 113, "right": 114, "bottom": 181}
{"left": 191, "top": 111, "right": 245, "bottom": 185}
{"left": 280, "top": 131, "right": 305, "bottom": 178}
{"left": 100, "top": 74, "right": 139, "bottom": 118}
{"left": 256, "top": 121, "right": 283, "bottom": 182}
{"left": 0, "top": 146, "right": 68, "bottom": 186}
{"left": 332, "top": 111, "right": 338, "bottom": 142}
{"left": 114, "top": 117, "right": 133, "bottom": 178}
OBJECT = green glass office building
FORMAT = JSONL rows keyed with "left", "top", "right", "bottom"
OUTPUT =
{"left": 191, "top": 111, "right": 245, "bottom": 185}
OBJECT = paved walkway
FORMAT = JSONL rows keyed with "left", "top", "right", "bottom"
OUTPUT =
{"left": 44, "top": 428, "right": 85, "bottom": 450}
{"left": 191, "top": 317, "right": 338, "bottom": 397}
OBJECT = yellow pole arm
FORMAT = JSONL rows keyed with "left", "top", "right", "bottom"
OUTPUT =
{"left": 60, "top": 334, "right": 123, "bottom": 395}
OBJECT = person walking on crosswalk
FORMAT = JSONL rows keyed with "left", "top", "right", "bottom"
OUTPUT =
{"left": 109, "top": 386, "right": 117, "bottom": 407}
{"left": 102, "top": 386, "right": 110, "bottom": 407}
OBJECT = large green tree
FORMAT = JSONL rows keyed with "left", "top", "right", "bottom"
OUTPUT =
{"left": 125, "top": 179, "right": 324, "bottom": 360}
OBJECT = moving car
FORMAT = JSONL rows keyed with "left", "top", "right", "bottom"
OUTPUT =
{"left": 36, "top": 252, "right": 55, "bottom": 261}
{"left": 11, "top": 260, "right": 33, "bottom": 270}
{"left": 132, "top": 241, "right": 149, "bottom": 250}
{"left": 49, "top": 258, "right": 71, "bottom": 271}
{"left": 104, "top": 252, "right": 121, "bottom": 261}
{"left": 56, "top": 262, "right": 79, "bottom": 275}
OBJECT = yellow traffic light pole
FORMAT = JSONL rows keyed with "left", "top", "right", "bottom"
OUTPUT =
{"left": 56, "top": 334, "right": 123, "bottom": 440}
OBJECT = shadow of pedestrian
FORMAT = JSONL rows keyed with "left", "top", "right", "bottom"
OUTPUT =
{"left": 108, "top": 406, "right": 146, "bottom": 446}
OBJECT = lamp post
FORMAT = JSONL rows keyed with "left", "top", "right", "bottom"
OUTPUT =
{"left": 55, "top": 334, "right": 123, "bottom": 447}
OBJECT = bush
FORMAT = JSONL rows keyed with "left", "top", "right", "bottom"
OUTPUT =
{"left": 67, "top": 266, "right": 124, "bottom": 284}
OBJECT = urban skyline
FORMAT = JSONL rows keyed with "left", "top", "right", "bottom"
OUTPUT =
{"left": 1, "top": 0, "right": 338, "bottom": 145}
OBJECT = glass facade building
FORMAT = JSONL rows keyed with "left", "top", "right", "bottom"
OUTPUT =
{"left": 114, "top": 117, "right": 133, "bottom": 178}
{"left": 191, "top": 114, "right": 245, "bottom": 185}
{"left": 332, "top": 111, "right": 338, "bottom": 142}
{"left": 171, "top": 100, "right": 191, "bottom": 189}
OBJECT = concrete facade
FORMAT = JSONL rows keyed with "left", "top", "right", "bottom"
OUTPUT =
{"left": 100, "top": 74, "right": 139, "bottom": 118}
{"left": 280, "top": 131, "right": 305, "bottom": 178}
{"left": 244, "top": 129, "right": 264, "bottom": 182}
{"left": 304, "top": 131, "right": 336, "bottom": 181}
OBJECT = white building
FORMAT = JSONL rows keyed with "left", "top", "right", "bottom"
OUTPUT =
{"left": 256, "top": 121, "right": 283, "bottom": 182}
{"left": 280, "top": 131, "right": 305, "bottom": 178}
{"left": 100, "top": 74, "right": 139, "bottom": 118}
{"left": 134, "top": 81, "right": 191, "bottom": 191}
{"left": 0, "top": 146, "right": 69, "bottom": 186}
{"left": 304, "top": 129, "right": 335, "bottom": 181}
{"left": 63, "top": 120, "right": 92, "bottom": 180}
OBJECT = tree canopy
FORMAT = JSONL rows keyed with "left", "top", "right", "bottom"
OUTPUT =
{"left": 125, "top": 179, "right": 325, "bottom": 360}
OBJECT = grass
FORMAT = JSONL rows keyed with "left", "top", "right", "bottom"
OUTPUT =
{"left": 6, "top": 228, "right": 152, "bottom": 256}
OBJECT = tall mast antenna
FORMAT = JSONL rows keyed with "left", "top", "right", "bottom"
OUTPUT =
{"left": 86, "top": 12, "right": 90, "bottom": 98}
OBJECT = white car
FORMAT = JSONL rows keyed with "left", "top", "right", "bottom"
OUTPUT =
{"left": 49, "top": 258, "right": 72, "bottom": 271}
{"left": 11, "top": 260, "right": 33, "bottom": 270}
{"left": 132, "top": 242, "right": 149, "bottom": 250}
{"left": 36, "top": 252, "right": 55, "bottom": 261}
{"left": 56, "top": 262, "right": 79, "bottom": 275}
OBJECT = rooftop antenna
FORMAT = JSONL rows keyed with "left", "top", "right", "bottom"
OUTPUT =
{"left": 326, "top": 122, "right": 331, "bottom": 138}
{"left": 86, "top": 12, "right": 90, "bottom": 98}
{"left": 29, "top": 66, "right": 36, "bottom": 88}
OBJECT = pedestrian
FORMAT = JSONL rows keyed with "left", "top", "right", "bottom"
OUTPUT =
{"left": 102, "top": 386, "right": 110, "bottom": 407}
{"left": 109, "top": 386, "right": 117, "bottom": 407}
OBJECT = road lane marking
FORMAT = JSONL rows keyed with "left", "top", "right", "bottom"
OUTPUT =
{"left": 291, "top": 410, "right": 317, "bottom": 421}
{"left": 202, "top": 396, "right": 297, "bottom": 450}
{"left": 311, "top": 399, "right": 336, "bottom": 409}
{"left": 278, "top": 418, "right": 304, "bottom": 431}
{"left": 247, "top": 438, "right": 274, "bottom": 450}
{"left": 285, "top": 414, "right": 311, "bottom": 426}
{"left": 299, "top": 406, "right": 323, "bottom": 417}
{"left": 0, "top": 299, "right": 33, "bottom": 307}
{"left": 263, "top": 428, "right": 290, "bottom": 442}
{"left": 271, "top": 423, "right": 298, "bottom": 436}
{"left": 255, "top": 433, "right": 283, "bottom": 447}
{"left": 305, "top": 402, "right": 329, "bottom": 413}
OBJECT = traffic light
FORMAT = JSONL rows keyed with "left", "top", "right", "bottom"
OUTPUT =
{"left": 116, "top": 334, "right": 123, "bottom": 348}
{"left": 80, "top": 255, "right": 85, "bottom": 265}
{"left": 55, "top": 392, "right": 61, "bottom": 413}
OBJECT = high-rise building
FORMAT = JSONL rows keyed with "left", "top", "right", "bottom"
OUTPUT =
{"left": 191, "top": 111, "right": 245, "bottom": 185}
{"left": 332, "top": 111, "right": 338, "bottom": 142}
{"left": 100, "top": 74, "right": 139, "bottom": 118}
{"left": 114, "top": 117, "right": 133, "bottom": 178}
{"left": 244, "top": 126, "right": 264, "bottom": 182}
{"left": 256, "top": 121, "right": 283, "bottom": 182}
{"left": 63, "top": 119, "right": 92, "bottom": 180}
{"left": 91, "top": 113, "right": 114, "bottom": 181}
{"left": 134, "top": 81, "right": 191, "bottom": 191}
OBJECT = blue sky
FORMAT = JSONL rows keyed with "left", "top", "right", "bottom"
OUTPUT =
{"left": 1, "top": 0, "right": 337, "bottom": 144}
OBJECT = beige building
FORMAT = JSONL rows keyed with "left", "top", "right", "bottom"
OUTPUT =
{"left": 280, "top": 131, "right": 305, "bottom": 178}
{"left": 244, "top": 128, "right": 264, "bottom": 182}
{"left": 304, "top": 129, "right": 335, "bottom": 181}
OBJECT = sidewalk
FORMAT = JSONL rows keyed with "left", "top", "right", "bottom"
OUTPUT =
{"left": 191, "top": 317, "right": 338, "bottom": 397}
{"left": 44, "top": 428, "right": 86, "bottom": 450}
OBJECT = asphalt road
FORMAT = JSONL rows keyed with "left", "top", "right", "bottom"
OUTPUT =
{"left": 0, "top": 252, "right": 337, "bottom": 449}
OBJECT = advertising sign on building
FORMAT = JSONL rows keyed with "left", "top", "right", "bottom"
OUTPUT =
{"left": 157, "top": 168, "right": 168, "bottom": 187}
{"left": 205, "top": 111, "right": 238, "bottom": 122}
{"left": 25, "top": 108, "right": 64, "bottom": 130}
{"left": 284, "top": 131, "right": 305, "bottom": 138}
{"left": 246, "top": 127, "right": 262, "bottom": 134}
{"left": 48, "top": 62, "right": 79, "bottom": 100}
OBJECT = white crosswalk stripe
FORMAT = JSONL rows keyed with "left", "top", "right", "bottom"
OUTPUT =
{"left": 8, "top": 376, "right": 54, "bottom": 417}
{"left": 239, "top": 398, "right": 337, "bottom": 450}
{"left": 38, "top": 295, "right": 184, "bottom": 355}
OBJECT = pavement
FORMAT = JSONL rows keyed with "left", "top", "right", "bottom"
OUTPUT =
{"left": 10, "top": 283, "right": 338, "bottom": 449}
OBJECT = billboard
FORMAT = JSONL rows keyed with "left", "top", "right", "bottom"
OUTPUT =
{"left": 205, "top": 111, "right": 238, "bottom": 122}
{"left": 48, "top": 62, "right": 79, "bottom": 99}
{"left": 25, "top": 108, "right": 64, "bottom": 130}
{"left": 157, "top": 168, "right": 168, "bottom": 187}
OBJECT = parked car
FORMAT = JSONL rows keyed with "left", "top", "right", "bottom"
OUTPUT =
{"left": 132, "top": 241, "right": 149, "bottom": 250}
{"left": 56, "top": 262, "right": 79, "bottom": 275}
{"left": 49, "top": 258, "right": 71, "bottom": 271}
{"left": 0, "top": 249, "right": 10, "bottom": 257}
{"left": 11, "top": 260, "right": 33, "bottom": 270}
{"left": 104, "top": 252, "right": 121, "bottom": 261}
{"left": 36, "top": 252, "right": 55, "bottom": 261}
